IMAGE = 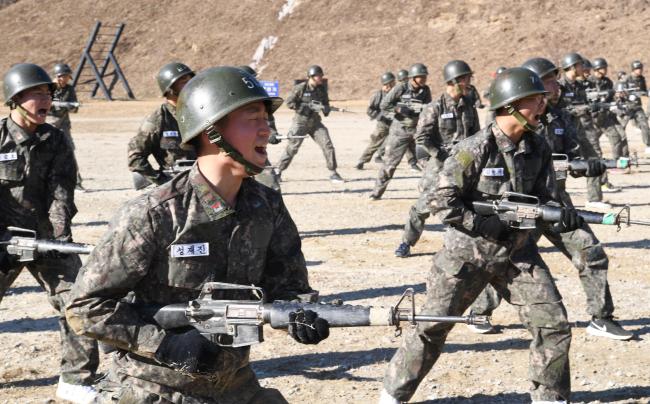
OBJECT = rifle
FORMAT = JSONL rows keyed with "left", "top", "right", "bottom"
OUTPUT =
{"left": 395, "top": 99, "right": 425, "bottom": 115}
{"left": 51, "top": 101, "right": 80, "bottom": 110}
{"left": 585, "top": 89, "right": 613, "bottom": 102}
{"left": 274, "top": 134, "right": 308, "bottom": 140}
{"left": 552, "top": 154, "right": 634, "bottom": 180}
{"left": 307, "top": 100, "right": 354, "bottom": 114}
{"left": 0, "top": 227, "right": 93, "bottom": 262}
{"left": 143, "top": 282, "right": 489, "bottom": 348}
{"left": 565, "top": 101, "right": 623, "bottom": 114}
{"left": 132, "top": 160, "right": 195, "bottom": 190}
{"left": 472, "top": 192, "right": 650, "bottom": 230}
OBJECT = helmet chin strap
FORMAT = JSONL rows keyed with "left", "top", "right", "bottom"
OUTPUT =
{"left": 505, "top": 104, "right": 540, "bottom": 132}
{"left": 206, "top": 127, "right": 264, "bottom": 176}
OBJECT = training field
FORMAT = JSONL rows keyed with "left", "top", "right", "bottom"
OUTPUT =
{"left": 0, "top": 100, "right": 649, "bottom": 403}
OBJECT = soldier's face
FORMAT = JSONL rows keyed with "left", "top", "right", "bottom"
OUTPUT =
{"left": 573, "top": 63, "right": 584, "bottom": 77}
{"left": 413, "top": 76, "right": 427, "bottom": 87}
{"left": 219, "top": 101, "right": 270, "bottom": 173}
{"left": 171, "top": 74, "right": 193, "bottom": 95}
{"left": 514, "top": 94, "right": 546, "bottom": 126}
{"left": 56, "top": 74, "right": 71, "bottom": 87}
{"left": 633, "top": 68, "right": 643, "bottom": 76}
{"left": 14, "top": 84, "right": 52, "bottom": 125}
{"left": 542, "top": 75, "right": 560, "bottom": 104}
{"left": 310, "top": 75, "right": 324, "bottom": 86}
{"left": 383, "top": 81, "right": 395, "bottom": 92}
{"left": 595, "top": 68, "right": 607, "bottom": 78}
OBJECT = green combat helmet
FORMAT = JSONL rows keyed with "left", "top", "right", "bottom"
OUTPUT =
{"left": 53, "top": 63, "right": 73, "bottom": 77}
{"left": 397, "top": 69, "right": 409, "bottom": 82}
{"left": 582, "top": 59, "right": 592, "bottom": 70}
{"left": 631, "top": 60, "right": 643, "bottom": 70}
{"left": 238, "top": 65, "right": 258, "bottom": 78}
{"left": 488, "top": 67, "right": 547, "bottom": 131}
{"left": 3, "top": 63, "right": 55, "bottom": 106}
{"left": 408, "top": 63, "right": 428, "bottom": 78}
{"left": 560, "top": 52, "right": 584, "bottom": 70}
{"left": 308, "top": 65, "right": 324, "bottom": 77}
{"left": 381, "top": 72, "right": 396, "bottom": 85}
{"left": 176, "top": 66, "right": 283, "bottom": 175}
{"left": 521, "top": 57, "right": 558, "bottom": 80}
{"left": 592, "top": 58, "right": 608, "bottom": 70}
{"left": 443, "top": 60, "right": 472, "bottom": 83}
{"left": 157, "top": 62, "right": 195, "bottom": 96}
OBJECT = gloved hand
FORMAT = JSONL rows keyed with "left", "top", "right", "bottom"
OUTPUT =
{"left": 298, "top": 104, "right": 312, "bottom": 115}
{"left": 585, "top": 159, "right": 607, "bottom": 177}
{"left": 322, "top": 105, "right": 331, "bottom": 117}
{"left": 553, "top": 208, "right": 584, "bottom": 233}
{"left": 268, "top": 133, "right": 281, "bottom": 144}
{"left": 288, "top": 309, "right": 329, "bottom": 344}
{"left": 472, "top": 214, "right": 510, "bottom": 241}
{"left": 396, "top": 106, "right": 414, "bottom": 117}
{"left": 154, "top": 329, "right": 219, "bottom": 373}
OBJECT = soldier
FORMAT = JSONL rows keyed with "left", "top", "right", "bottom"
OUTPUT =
{"left": 469, "top": 58, "right": 632, "bottom": 340}
{"left": 275, "top": 65, "right": 344, "bottom": 183}
{"left": 590, "top": 58, "right": 630, "bottom": 162}
{"left": 394, "top": 60, "right": 480, "bottom": 258}
{"left": 0, "top": 63, "right": 99, "bottom": 403}
{"left": 356, "top": 72, "right": 396, "bottom": 169}
{"left": 582, "top": 58, "right": 593, "bottom": 80}
{"left": 379, "top": 68, "right": 574, "bottom": 404}
{"left": 46, "top": 63, "right": 83, "bottom": 190}
{"left": 238, "top": 65, "right": 281, "bottom": 192}
{"left": 558, "top": 52, "right": 617, "bottom": 210}
{"left": 127, "top": 62, "right": 197, "bottom": 188}
{"left": 622, "top": 60, "right": 650, "bottom": 154}
{"left": 65, "top": 66, "right": 330, "bottom": 403}
{"left": 397, "top": 69, "right": 409, "bottom": 83}
{"left": 369, "top": 63, "right": 432, "bottom": 200}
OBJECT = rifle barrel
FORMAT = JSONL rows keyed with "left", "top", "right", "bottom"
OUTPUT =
{"left": 35, "top": 240, "right": 94, "bottom": 255}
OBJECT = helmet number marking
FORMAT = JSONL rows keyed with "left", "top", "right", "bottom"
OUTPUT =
{"left": 242, "top": 77, "right": 256, "bottom": 89}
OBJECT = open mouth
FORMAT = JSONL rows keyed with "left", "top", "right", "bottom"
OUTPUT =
{"left": 36, "top": 108, "right": 48, "bottom": 118}
{"left": 254, "top": 146, "right": 267, "bottom": 156}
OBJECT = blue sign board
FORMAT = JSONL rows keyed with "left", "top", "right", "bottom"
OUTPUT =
{"left": 260, "top": 80, "right": 279, "bottom": 97}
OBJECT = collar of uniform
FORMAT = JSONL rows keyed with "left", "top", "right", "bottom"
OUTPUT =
{"left": 442, "top": 92, "right": 463, "bottom": 108}
{"left": 6, "top": 116, "right": 39, "bottom": 145}
{"left": 189, "top": 164, "right": 236, "bottom": 221}
{"left": 163, "top": 102, "right": 176, "bottom": 115}
{"left": 491, "top": 123, "right": 532, "bottom": 154}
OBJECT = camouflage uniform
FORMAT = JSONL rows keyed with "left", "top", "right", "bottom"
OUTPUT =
{"left": 370, "top": 81, "right": 432, "bottom": 198}
{"left": 127, "top": 103, "right": 197, "bottom": 185}
{"left": 620, "top": 75, "right": 650, "bottom": 147}
{"left": 472, "top": 105, "right": 614, "bottom": 320}
{"left": 0, "top": 117, "right": 98, "bottom": 385}
{"left": 357, "top": 88, "right": 393, "bottom": 165}
{"left": 66, "top": 164, "right": 312, "bottom": 403}
{"left": 276, "top": 81, "right": 338, "bottom": 173}
{"left": 383, "top": 123, "right": 571, "bottom": 403}
{"left": 255, "top": 116, "right": 281, "bottom": 192}
{"left": 400, "top": 92, "right": 480, "bottom": 247}
{"left": 46, "top": 84, "right": 78, "bottom": 149}
{"left": 591, "top": 76, "right": 629, "bottom": 160}
{"left": 558, "top": 76, "right": 605, "bottom": 202}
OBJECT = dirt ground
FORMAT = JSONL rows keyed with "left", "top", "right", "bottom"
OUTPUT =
{"left": 0, "top": 100, "right": 649, "bottom": 403}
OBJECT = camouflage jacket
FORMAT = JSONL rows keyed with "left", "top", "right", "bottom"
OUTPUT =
{"left": 127, "top": 103, "right": 197, "bottom": 183}
{"left": 367, "top": 89, "right": 392, "bottom": 124}
{"left": 0, "top": 117, "right": 77, "bottom": 239}
{"left": 414, "top": 92, "right": 480, "bottom": 162}
{"left": 558, "top": 76, "right": 590, "bottom": 116}
{"left": 66, "top": 164, "right": 312, "bottom": 390}
{"left": 540, "top": 104, "right": 580, "bottom": 159}
{"left": 431, "top": 122, "right": 557, "bottom": 252}
{"left": 46, "top": 84, "right": 78, "bottom": 128}
{"left": 380, "top": 81, "right": 432, "bottom": 129}
{"left": 627, "top": 74, "right": 647, "bottom": 92}
{"left": 466, "top": 84, "right": 484, "bottom": 109}
{"left": 285, "top": 81, "right": 329, "bottom": 121}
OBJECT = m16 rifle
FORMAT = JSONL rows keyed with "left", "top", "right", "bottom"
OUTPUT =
{"left": 132, "top": 159, "right": 195, "bottom": 190}
{"left": 565, "top": 101, "right": 625, "bottom": 115}
{"left": 0, "top": 227, "right": 93, "bottom": 262}
{"left": 143, "top": 282, "right": 489, "bottom": 348}
{"left": 51, "top": 101, "right": 80, "bottom": 111}
{"left": 552, "top": 154, "right": 635, "bottom": 180}
{"left": 274, "top": 134, "right": 308, "bottom": 140}
{"left": 395, "top": 99, "right": 425, "bottom": 115}
{"left": 307, "top": 100, "right": 353, "bottom": 114}
{"left": 472, "top": 192, "right": 650, "bottom": 231}
{"left": 585, "top": 89, "right": 613, "bottom": 102}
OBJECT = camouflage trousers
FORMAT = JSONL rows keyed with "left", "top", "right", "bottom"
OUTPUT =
{"left": 619, "top": 108, "right": 650, "bottom": 146}
{"left": 358, "top": 120, "right": 390, "bottom": 164}
{"left": 383, "top": 231, "right": 571, "bottom": 402}
{"left": 370, "top": 122, "right": 417, "bottom": 199}
{"left": 277, "top": 117, "right": 337, "bottom": 173}
{"left": 401, "top": 157, "right": 444, "bottom": 246}
{"left": 95, "top": 354, "right": 287, "bottom": 404}
{"left": 575, "top": 115, "right": 605, "bottom": 202}
{"left": 595, "top": 114, "right": 629, "bottom": 160}
{"left": 255, "top": 158, "right": 281, "bottom": 192}
{"left": 0, "top": 253, "right": 98, "bottom": 385}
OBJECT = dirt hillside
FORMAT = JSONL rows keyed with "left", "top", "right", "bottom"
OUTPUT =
{"left": 1, "top": 0, "right": 650, "bottom": 100}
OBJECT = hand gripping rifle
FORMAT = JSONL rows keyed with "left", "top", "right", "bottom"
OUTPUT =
{"left": 472, "top": 192, "right": 650, "bottom": 231}
{"left": 552, "top": 153, "right": 636, "bottom": 180}
{"left": 0, "top": 227, "right": 94, "bottom": 262}
{"left": 143, "top": 282, "right": 489, "bottom": 348}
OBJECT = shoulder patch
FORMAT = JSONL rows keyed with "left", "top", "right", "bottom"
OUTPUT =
{"left": 456, "top": 150, "right": 474, "bottom": 169}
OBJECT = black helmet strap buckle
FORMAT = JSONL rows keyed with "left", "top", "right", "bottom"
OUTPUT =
{"left": 205, "top": 126, "right": 264, "bottom": 176}
{"left": 505, "top": 104, "right": 539, "bottom": 132}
